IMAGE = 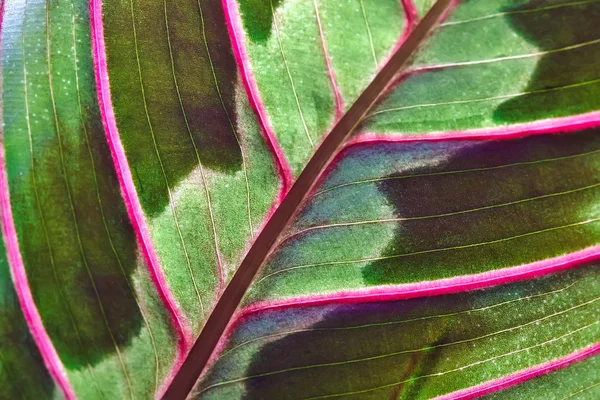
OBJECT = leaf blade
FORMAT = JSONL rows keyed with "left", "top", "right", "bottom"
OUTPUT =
{"left": 164, "top": 1, "right": 454, "bottom": 397}
{"left": 2, "top": 0, "right": 177, "bottom": 397}
{"left": 192, "top": 0, "right": 600, "bottom": 397}
{"left": 197, "top": 265, "right": 600, "bottom": 399}
{"left": 98, "top": 0, "right": 283, "bottom": 336}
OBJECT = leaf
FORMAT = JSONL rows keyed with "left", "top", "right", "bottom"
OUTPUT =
{"left": 366, "top": 0, "right": 600, "bottom": 135}
{"left": 96, "top": 0, "right": 282, "bottom": 337}
{"left": 2, "top": 1, "right": 175, "bottom": 398}
{"left": 245, "top": 131, "right": 600, "bottom": 305}
{"left": 0, "top": 176, "right": 56, "bottom": 398}
{"left": 190, "top": 0, "right": 600, "bottom": 398}
{"left": 483, "top": 351, "right": 600, "bottom": 399}
{"left": 1, "top": 0, "right": 599, "bottom": 399}
{"left": 224, "top": 0, "right": 415, "bottom": 173}
{"left": 197, "top": 265, "right": 600, "bottom": 399}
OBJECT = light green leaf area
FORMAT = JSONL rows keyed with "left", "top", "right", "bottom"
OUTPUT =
{"left": 0, "top": 231, "right": 56, "bottom": 399}
{"left": 415, "top": 0, "right": 437, "bottom": 18}
{"left": 196, "top": 265, "right": 600, "bottom": 399}
{"left": 245, "top": 130, "right": 600, "bottom": 304}
{"left": 2, "top": 0, "right": 176, "bottom": 398}
{"left": 365, "top": 0, "right": 600, "bottom": 134}
{"left": 484, "top": 354, "right": 600, "bottom": 399}
{"left": 102, "top": 0, "right": 280, "bottom": 331}
{"left": 233, "top": 0, "right": 407, "bottom": 173}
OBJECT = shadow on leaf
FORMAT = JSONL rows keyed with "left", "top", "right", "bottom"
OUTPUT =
{"left": 237, "top": 0, "right": 284, "bottom": 43}
{"left": 361, "top": 132, "right": 600, "bottom": 286}
{"left": 493, "top": 0, "right": 600, "bottom": 123}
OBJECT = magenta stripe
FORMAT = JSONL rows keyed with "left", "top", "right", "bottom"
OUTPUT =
{"left": 243, "top": 244, "right": 600, "bottom": 315}
{"left": 200, "top": 246, "right": 600, "bottom": 378}
{"left": 0, "top": 146, "right": 77, "bottom": 399}
{"left": 222, "top": 0, "right": 293, "bottom": 197}
{"left": 378, "top": 0, "right": 459, "bottom": 82}
{"left": 89, "top": 0, "right": 190, "bottom": 357}
{"left": 434, "top": 343, "right": 600, "bottom": 399}
{"left": 351, "top": 110, "right": 600, "bottom": 147}
{"left": 375, "top": 0, "right": 419, "bottom": 78}
{"left": 313, "top": 110, "right": 600, "bottom": 205}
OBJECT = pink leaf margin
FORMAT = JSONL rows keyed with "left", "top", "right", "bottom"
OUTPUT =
{"left": 89, "top": 0, "right": 191, "bottom": 394}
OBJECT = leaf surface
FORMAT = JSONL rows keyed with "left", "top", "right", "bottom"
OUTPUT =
{"left": 483, "top": 352, "right": 600, "bottom": 399}
{"left": 0, "top": 204, "right": 55, "bottom": 399}
{"left": 366, "top": 0, "right": 600, "bottom": 135}
{"left": 1, "top": 0, "right": 599, "bottom": 399}
{"left": 245, "top": 131, "right": 600, "bottom": 305}
{"left": 223, "top": 0, "right": 413, "bottom": 172}
{"left": 192, "top": 0, "right": 600, "bottom": 398}
{"left": 2, "top": 1, "right": 175, "bottom": 398}
{"left": 197, "top": 265, "right": 600, "bottom": 399}
{"left": 98, "top": 0, "right": 281, "bottom": 335}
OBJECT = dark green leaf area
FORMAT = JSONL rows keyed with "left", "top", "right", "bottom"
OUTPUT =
{"left": 11, "top": 113, "right": 144, "bottom": 369}
{"left": 3, "top": 2, "right": 144, "bottom": 368}
{"left": 363, "top": 130, "right": 600, "bottom": 285}
{"left": 198, "top": 265, "right": 600, "bottom": 399}
{"left": 104, "top": 0, "right": 242, "bottom": 216}
{"left": 0, "top": 239, "right": 55, "bottom": 399}
{"left": 237, "top": 0, "right": 284, "bottom": 43}
{"left": 494, "top": 0, "right": 600, "bottom": 123}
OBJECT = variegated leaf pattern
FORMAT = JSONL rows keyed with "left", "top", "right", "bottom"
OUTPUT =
{"left": 194, "top": 0, "right": 600, "bottom": 399}
{"left": 0, "top": 0, "right": 598, "bottom": 399}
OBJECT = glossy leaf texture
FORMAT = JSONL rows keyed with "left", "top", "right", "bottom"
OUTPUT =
{"left": 198, "top": 266, "right": 600, "bottom": 399}
{"left": 96, "top": 0, "right": 282, "bottom": 339}
{"left": 95, "top": 0, "right": 420, "bottom": 359}
{"left": 194, "top": 0, "right": 600, "bottom": 398}
{"left": 483, "top": 352, "right": 600, "bottom": 399}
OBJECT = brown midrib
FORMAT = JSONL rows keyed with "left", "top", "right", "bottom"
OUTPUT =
{"left": 163, "top": 0, "right": 454, "bottom": 398}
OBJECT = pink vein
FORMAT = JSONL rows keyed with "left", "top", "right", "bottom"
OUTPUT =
{"left": 349, "top": 110, "right": 600, "bottom": 147}
{"left": 0, "top": 146, "right": 77, "bottom": 400}
{"left": 307, "top": 110, "right": 600, "bottom": 240}
{"left": 312, "top": 0, "right": 344, "bottom": 118}
{"left": 89, "top": 0, "right": 189, "bottom": 361}
{"left": 243, "top": 244, "right": 600, "bottom": 318}
{"left": 373, "top": 0, "right": 420, "bottom": 80}
{"left": 222, "top": 0, "right": 293, "bottom": 198}
{"left": 202, "top": 109, "right": 600, "bottom": 374}
{"left": 433, "top": 343, "right": 600, "bottom": 399}
{"left": 200, "top": 245, "right": 600, "bottom": 379}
